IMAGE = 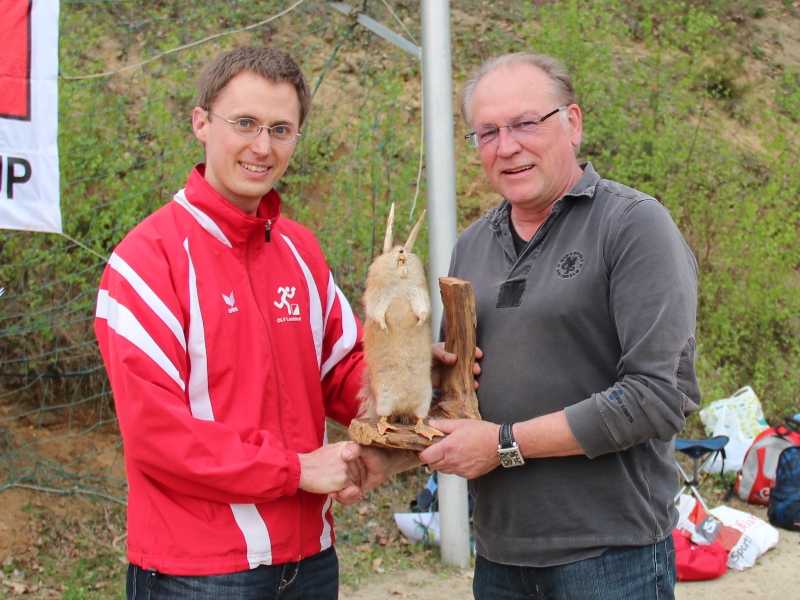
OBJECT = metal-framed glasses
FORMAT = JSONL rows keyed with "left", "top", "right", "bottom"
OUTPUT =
{"left": 207, "top": 111, "right": 301, "bottom": 144}
{"left": 465, "top": 105, "right": 568, "bottom": 148}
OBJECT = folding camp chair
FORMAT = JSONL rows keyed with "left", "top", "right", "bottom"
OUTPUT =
{"left": 674, "top": 436, "right": 729, "bottom": 512}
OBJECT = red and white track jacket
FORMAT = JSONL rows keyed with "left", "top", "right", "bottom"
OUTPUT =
{"left": 95, "top": 165, "right": 365, "bottom": 575}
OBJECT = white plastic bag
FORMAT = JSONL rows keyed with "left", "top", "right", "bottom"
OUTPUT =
{"left": 676, "top": 494, "right": 723, "bottom": 546}
{"left": 394, "top": 512, "right": 440, "bottom": 545}
{"left": 700, "top": 386, "right": 769, "bottom": 439}
{"left": 699, "top": 386, "right": 769, "bottom": 473}
{"left": 677, "top": 495, "right": 780, "bottom": 571}
{"left": 678, "top": 494, "right": 779, "bottom": 571}
{"left": 708, "top": 505, "right": 779, "bottom": 571}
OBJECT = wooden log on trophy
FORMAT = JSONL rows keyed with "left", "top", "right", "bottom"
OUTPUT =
{"left": 349, "top": 276, "right": 481, "bottom": 452}
{"left": 432, "top": 277, "right": 482, "bottom": 422}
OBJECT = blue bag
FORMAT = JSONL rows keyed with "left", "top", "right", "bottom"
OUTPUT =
{"left": 767, "top": 417, "right": 800, "bottom": 531}
{"left": 409, "top": 473, "right": 475, "bottom": 516}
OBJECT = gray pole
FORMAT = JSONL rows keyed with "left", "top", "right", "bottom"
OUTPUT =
{"left": 420, "top": 0, "right": 471, "bottom": 568}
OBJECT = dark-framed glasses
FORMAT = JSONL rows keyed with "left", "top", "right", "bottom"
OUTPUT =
{"left": 465, "top": 105, "right": 568, "bottom": 148}
{"left": 207, "top": 111, "right": 301, "bottom": 144}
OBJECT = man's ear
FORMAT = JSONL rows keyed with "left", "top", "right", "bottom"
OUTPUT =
{"left": 192, "top": 107, "right": 209, "bottom": 144}
{"left": 567, "top": 104, "right": 583, "bottom": 149}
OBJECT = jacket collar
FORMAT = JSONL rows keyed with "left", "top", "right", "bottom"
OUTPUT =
{"left": 175, "top": 164, "right": 283, "bottom": 248}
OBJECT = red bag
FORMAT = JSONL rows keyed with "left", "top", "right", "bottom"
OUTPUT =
{"left": 672, "top": 530, "right": 728, "bottom": 581}
{"left": 735, "top": 419, "right": 800, "bottom": 505}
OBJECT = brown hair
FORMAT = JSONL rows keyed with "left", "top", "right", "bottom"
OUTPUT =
{"left": 196, "top": 46, "right": 311, "bottom": 126}
{"left": 458, "top": 52, "right": 576, "bottom": 126}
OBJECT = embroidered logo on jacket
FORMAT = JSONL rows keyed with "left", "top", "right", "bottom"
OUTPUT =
{"left": 222, "top": 291, "right": 238, "bottom": 313}
{"left": 274, "top": 286, "right": 302, "bottom": 323}
{"left": 556, "top": 252, "right": 585, "bottom": 278}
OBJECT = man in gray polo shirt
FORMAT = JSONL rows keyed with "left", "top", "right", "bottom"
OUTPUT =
{"left": 419, "top": 52, "right": 700, "bottom": 600}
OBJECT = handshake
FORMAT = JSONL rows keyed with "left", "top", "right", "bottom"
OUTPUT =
{"left": 299, "top": 340, "right": 492, "bottom": 506}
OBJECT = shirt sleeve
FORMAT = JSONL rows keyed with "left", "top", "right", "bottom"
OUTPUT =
{"left": 565, "top": 199, "right": 702, "bottom": 458}
{"left": 94, "top": 244, "right": 301, "bottom": 505}
{"left": 319, "top": 272, "right": 366, "bottom": 427}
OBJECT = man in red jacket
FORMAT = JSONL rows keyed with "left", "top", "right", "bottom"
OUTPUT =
{"left": 95, "top": 46, "right": 412, "bottom": 599}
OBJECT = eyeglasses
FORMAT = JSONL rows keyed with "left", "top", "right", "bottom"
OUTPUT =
{"left": 207, "top": 111, "right": 301, "bottom": 144}
{"left": 465, "top": 106, "right": 568, "bottom": 148}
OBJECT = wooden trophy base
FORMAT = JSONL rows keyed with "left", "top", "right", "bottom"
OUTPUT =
{"left": 348, "top": 277, "right": 481, "bottom": 452}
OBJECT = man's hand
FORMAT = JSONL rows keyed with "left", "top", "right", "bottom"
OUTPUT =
{"left": 297, "top": 441, "right": 366, "bottom": 496}
{"left": 418, "top": 413, "right": 583, "bottom": 482}
{"left": 431, "top": 342, "right": 482, "bottom": 389}
{"left": 418, "top": 419, "right": 500, "bottom": 480}
{"left": 330, "top": 446, "right": 423, "bottom": 506}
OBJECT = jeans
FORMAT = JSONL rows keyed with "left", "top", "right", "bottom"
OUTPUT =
{"left": 126, "top": 547, "right": 338, "bottom": 600}
{"left": 473, "top": 536, "right": 676, "bottom": 600}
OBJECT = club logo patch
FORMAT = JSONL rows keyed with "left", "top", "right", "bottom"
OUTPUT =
{"left": 556, "top": 252, "right": 584, "bottom": 278}
{"left": 274, "top": 286, "right": 302, "bottom": 323}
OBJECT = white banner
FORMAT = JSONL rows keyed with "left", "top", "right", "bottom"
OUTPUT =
{"left": 0, "top": 0, "right": 61, "bottom": 233}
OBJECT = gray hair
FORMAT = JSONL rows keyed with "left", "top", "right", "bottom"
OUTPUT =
{"left": 458, "top": 52, "right": 576, "bottom": 126}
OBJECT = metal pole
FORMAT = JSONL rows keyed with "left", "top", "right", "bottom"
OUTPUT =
{"left": 420, "top": 0, "right": 471, "bottom": 568}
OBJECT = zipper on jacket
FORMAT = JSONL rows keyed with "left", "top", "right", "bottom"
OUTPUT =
{"left": 245, "top": 230, "right": 286, "bottom": 448}
{"left": 246, "top": 228, "right": 308, "bottom": 558}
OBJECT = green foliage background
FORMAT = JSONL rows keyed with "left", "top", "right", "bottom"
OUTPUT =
{"left": 2, "top": 0, "right": 800, "bottom": 507}
{"left": 453, "top": 0, "right": 800, "bottom": 418}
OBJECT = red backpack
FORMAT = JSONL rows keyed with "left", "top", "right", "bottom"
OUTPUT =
{"left": 735, "top": 417, "right": 800, "bottom": 505}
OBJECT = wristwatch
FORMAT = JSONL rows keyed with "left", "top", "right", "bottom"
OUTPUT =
{"left": 497, "top": 423, "right": 525, "bottom": 468}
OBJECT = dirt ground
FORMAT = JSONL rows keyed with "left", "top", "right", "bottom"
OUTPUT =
{"left": 0, "top": 415, "right": 797, "bottom": 599}
{"left": 340, "top": 502, "right": 800, "bottom": 600}
{"left": 3, "top": 484, "right": 797, "bottom": 600}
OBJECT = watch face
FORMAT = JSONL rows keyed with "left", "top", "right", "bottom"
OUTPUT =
{"left": 498, "top": 446, "right": 525, "bottom": 468}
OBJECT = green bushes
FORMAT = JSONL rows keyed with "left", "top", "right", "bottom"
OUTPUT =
{"left": 452, "top": 0, "right": 800, "bottom": 420}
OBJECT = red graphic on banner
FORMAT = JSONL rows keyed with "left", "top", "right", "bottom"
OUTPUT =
{"left": 0, "top": 0, "right": 32, "bottom": 121}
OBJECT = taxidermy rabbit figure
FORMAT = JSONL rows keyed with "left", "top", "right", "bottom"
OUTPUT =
{"left": 360, "top": 204, "right": 443, "bottom": 441}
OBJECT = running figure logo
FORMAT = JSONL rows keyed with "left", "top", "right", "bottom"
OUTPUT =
{"left": 274, "top": 286, "right": 300, "bottom": 316}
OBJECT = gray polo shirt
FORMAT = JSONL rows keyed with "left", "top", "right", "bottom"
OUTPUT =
{"left": 448, "top": 162, "right": 700, "bottom": 566}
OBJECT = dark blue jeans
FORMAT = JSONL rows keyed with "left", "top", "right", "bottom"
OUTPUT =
{"left": 126, "top": 547, "right": 338, "bottom": 600}
{"left": 473, "top": 537, "right": 676, "bottom": 600}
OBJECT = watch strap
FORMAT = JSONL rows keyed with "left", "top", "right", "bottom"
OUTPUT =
{"left": 497, "top": 422, "right": 525, "bottom": 468}
{"left": 499, "top": 422, "right": 515, "bottom": 449}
